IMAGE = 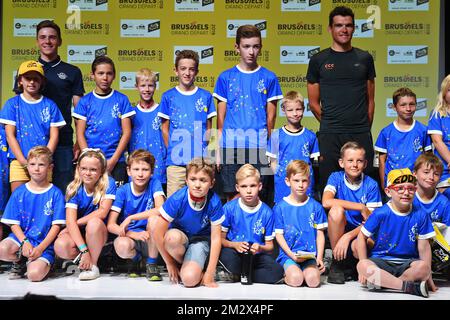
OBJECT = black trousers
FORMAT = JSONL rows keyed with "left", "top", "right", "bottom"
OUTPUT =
{"left": 219, "top": 247, "right": 284, "bottom": 284}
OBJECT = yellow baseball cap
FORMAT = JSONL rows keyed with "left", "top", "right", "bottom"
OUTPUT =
{"left": 17, "top": 60, "right": 44, "bottom": 77}
{"left": 386, "top": 168, "right": 417, "bottom": 187}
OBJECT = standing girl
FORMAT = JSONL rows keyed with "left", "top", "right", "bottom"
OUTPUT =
{"left": 428, "top": 75, "right": 450, "bottom": 199}
{"left": 73, "top": 56, "right": 135, "bottom": 186}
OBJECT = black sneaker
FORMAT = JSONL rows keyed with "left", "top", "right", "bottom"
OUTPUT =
{"left": 146, "top": 263, "right": 162, "bottom": 281}
{"left": 9, "top": 257, "right": 27, "bottom": 280}
{"left": 126, "top": 260, "right": 141, "bottom": 278}
{"left": 404, "top": 281, "right": 429, "bottom": 298}
{"left": 327, "top": 259, "right": 346, "bottom": 284}
{"left": 343, "top": 256, "right": 358, "bottom": 281}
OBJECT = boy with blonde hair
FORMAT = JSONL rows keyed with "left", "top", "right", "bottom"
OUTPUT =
{"left": 267, "top": 91, "right": 319, "bottom": 203}
{"left": 218, "top": 164, "right": 284, "bottom": 284}
{"left": 152, "top": 157, "right": 224, "bottom": 287}
{"left": 274, "top": 160, "right": 327, "bottom": 287}
{"left": 129, "top": 68, "right": 166, "bottom": 185}
{"left": 322, "top": 141, "right": 382, "bottom": 284}
{"left": 0, "top": 146, "right": 65, "bottom": 281}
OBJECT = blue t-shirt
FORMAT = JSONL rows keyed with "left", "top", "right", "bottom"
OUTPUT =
{"left": 160, "top": 186, "right": 224, "bottom": 238}
{"left": 66, "top": 176, "right": 117, "bottom": 219}
{"left": 129, "top": 103, "right": 167, "bottom": 183}
{"left": 428, "top": 111, "right": 450, "bottom": 183}
{"left": 111, "top": 179, "right": 165, "bottom": 232}
{"left": 325, "top": 171, "right": 382, "bottom": 229}
{"left": 1, "top": 183, "right": 66, "bottom": 249}
{"left": 213, "top": 65, "right": 283, "bottom": 149}
{"left": 0, "top": 127, "right": 8, "bottom": 212}
{"left": 413, "top": 191, "right": 450, "bottom": 226}
{"left": 0, "top": 94, "right": 66, "bottom": 160}
{"left": 72, "top": 90, "right": 135, "bottom": 161}
{"left": 221, "top": 198, "right": 275, "bottom": 246}
{"left": 274, "top": 196, "right": 328, "bottom": 265}
{"left": 266, "top": 126, "right": 320, "bottom": 202}
{"left": 362, "top": 203, "right": 435, "bottom": 262}
{"left": 158, "top": 87, "right": 216, "bottom": 166}
{"left": 375, "top": 120, "right": 432, "bottom": 186}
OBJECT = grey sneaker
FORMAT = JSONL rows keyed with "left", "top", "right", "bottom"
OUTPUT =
{"left": 404, "top": 281, "right": 429, "bottom": 298}
{"left": 9, "top": 258, "right": 27, "bottom": 280}
{"left": 215, "top": 267, "right": 239, "bottom": 282}
{"left": 146, "top": 263, "right": 162, "bottom": 281}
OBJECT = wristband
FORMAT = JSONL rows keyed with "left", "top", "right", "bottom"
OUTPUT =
{"left": 80, "top": 249, "right": 89, "bottom": 255}
{"left": 20, "top": 238, "right": 29, "bottom": 246}
{"left": 78, "top": 243, "right": 87, "bottom": 251}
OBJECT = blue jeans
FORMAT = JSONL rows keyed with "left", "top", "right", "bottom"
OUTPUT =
{"left": 53, "top": 145, "right": 74, "bottom": 193}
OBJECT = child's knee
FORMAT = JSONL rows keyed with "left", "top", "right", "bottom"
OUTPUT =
{"left": 0, "top": 241, "right": 9, "bottom": 259}
{"left": 285, "top": 268, "right": 303, "bottom": 287}
{"left": 54, "top": 238, "right": 76, "bottom": 259}
{"left": 0, "top": 240, "right": 16, "bottom": 260}
{"left": 27, "top": 265, "right": 48, "bottom": 282}
{"left": 164, "top": 230, "right": 185, "bottom": 249}
{"left": 328, "top": 206, "right": 345, "bottom": 221}
{"left": 180, "top": 268, "right": 201, "bottom": 288}
{"left": 114, "top": 238, "right": 134, "bottom": 258}
{"left": 415, "top": 261, "right": 431, "bottom": 280}
{"left": 304, "top": 270, "right": 321, "bottom": 288}
{"left": 86, "top": 218, "right": 106, "bottom": 235}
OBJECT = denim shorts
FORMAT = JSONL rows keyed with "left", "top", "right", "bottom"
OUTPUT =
{"left": 6, "top": 236, "right": 54, "bottom": 265}
{"left": 283, "top": 258, "right": 317, "bottom": 271}
{"left": 184, "top": 238, "right": 210, "bottom": 270}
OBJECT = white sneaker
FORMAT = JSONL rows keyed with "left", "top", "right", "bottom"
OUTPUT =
{"left": 79, "top": 265, "right": 100, "bottom": 281}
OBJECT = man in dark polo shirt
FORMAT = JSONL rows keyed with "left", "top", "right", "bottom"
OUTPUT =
{"left": 306, "top": 6, "right": 376, "bottom": 284}
{"left": 15, "top": 20, "right": 85, "bottom": 193}
{"left": 307, "top": 6, "right": 376, "bottom": 194}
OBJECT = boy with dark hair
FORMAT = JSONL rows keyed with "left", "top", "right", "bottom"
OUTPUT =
{"left": 413, "top": 153, "right": 450, "bottom": 226}
{"left": 375, "top": 87, "right": 431, "bottom": 188}
{"left": 107, "top": 149, "right": 165, "bottom": 281}
{"left": 159, "top": 50, "right": 216, "bottom": 197}
{"left": 214, "top": 24, "right": 283, "bottom": 202}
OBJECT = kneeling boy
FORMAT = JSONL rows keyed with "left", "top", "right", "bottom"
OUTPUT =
{"left": 152, "top": 158, "right": 224, "bottom": 287}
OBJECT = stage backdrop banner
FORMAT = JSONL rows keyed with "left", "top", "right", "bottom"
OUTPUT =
{"left": 2, "top": 0, "right": 440, "bottom": 141}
